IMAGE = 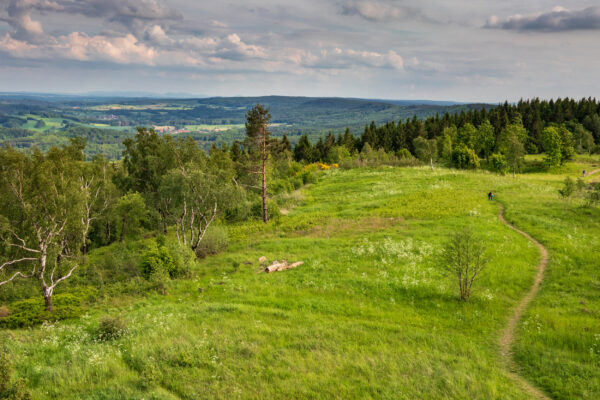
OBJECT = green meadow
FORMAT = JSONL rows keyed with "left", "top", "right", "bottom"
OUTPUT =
{"left": 2, "top": 161, "right": 599, "bottom": 399}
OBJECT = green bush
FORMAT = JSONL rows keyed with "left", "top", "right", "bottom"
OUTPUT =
{"left": 139, "top": 245, "right": 176, "bottom": 280}
{"left": 97, "top": 315, "right": 128, "bottom": 341}
{"left": 396, "top": 148, "right": 413, "bottom": 159}
{"left": 0, "top": 288, "right": 97, "bottom": 329}
{"left": 452, "top": 144, "right": 480, "bottom": 169}
{"left": 489, "top": 153, "right": 508, "bottom": 175}
{"left": 194, "top": 225, "right": 230, "bottom": 259}
{"left": 166, "top": 242, "right": 195, "bottom": 278}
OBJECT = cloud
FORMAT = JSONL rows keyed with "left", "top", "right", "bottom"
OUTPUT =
{"left": 2, "top": 0, "right": 183, "bottom": 37}
{"left": 291, "top": 47, "right": 404, "bottom": 70}
{"left": 0, "top": 31, "right": 156, "bottom": 64}
{"left": 485, "top": 6, "right": 600, "bottom": 32}
{"left": 341, "top": 0, "right": 433, "bottom": 23}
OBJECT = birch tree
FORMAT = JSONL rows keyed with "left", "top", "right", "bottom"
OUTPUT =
{"left": 79, "top": 155, "right": 115, "bottom": 255}
{"left": 0, "top": 146, "right": 86, "bottom": 312}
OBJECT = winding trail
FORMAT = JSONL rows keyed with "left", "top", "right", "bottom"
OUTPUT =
{"left": 585, "top": 168, "right": 600, "bottom": 181}
{"left": 497, "top": 204, "right": 550, "bottom": 400}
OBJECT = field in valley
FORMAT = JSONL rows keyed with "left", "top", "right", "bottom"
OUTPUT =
{"left": 2, "top": 161, "right": 599, "bottom": 399}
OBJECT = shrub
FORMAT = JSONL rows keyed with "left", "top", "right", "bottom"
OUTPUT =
{"left": 166, "top": 242, "right": 195, "bottom": 278}
{"left": 194, "top": 225, "right": 229, "bottom": 259}
{"left": 489, "top": 153, "right": 508, "bottom": 175}
{"left": 0, "top": 288, "right": 97, "bottom": 328}
{"left": 0, "top": 306, "right": 9, "bottom": 318}
{"left": 97, "top": 315, "right": 128, "bottom": 341}
{"left": 327, "top": 146, "right": 351, "bottom": 164}
{"left": 441, "top": 229, "right": 489, "bottom": 301}
{"left": 452, "top": 144, "right": 480, "bottom": 169}
{"left": 139, "top": 245, "right": 176, "bottom": 280}
{"left": 396, "top": 148, "right": 413, "bottom": 159}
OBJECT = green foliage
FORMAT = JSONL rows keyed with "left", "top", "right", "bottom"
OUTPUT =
{"left": 193, "top": 225, "right": 229, "bottom": 259}
{"left": 97, "top": 315, "right": 128, "bottom": 341}
{"left": 497, "top": 122, "right": 526, "bottom": 175}
{"left": 457, "top": 123, "right": 478, "bottom": 149}
{"left": 586, "top": 182, "right": 600, "bottom": 207}
{"left": 139, "top": 244, "right": 176, "bottom": 281}
{"left": 115, "top": 193, "right": 149, "bottom": 242}
{"left": 412, "top": 136, "right": 438, "bottom": 168}
{"left": 558, "top": 177, "right": 576, "bottom": 200}
{"left": 542, "top": 126, "right": 563, "bottom": 167}
{"left": 327, "top": 145, "right": 351, "bottom": 164}
{"left": 396, "top": 148, "right": 413, "bottom": 159}
{"left": 452, "top": 143, "right": 480, "bottom": 169}
{"left": 476, "top": 120, "right": 495, "bottom": 159}
{"left": 0, "top": 288, "right": 97, "bottom": 328}
{"left": 489, "top": 153, "right": 508, "bottom": 175}
{"left": 558, "top": 125, "right": 576, "bottom": 162}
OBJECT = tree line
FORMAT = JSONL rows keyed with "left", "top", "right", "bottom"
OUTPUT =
{"left": 290, "top": 97, "right": 599, "bottom": 173}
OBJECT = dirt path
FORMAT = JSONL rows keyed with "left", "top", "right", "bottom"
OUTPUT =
{"left": 497, "top": 204, "right": 550, "bottom": 400}
{"left": 585, "top": 168, "right": 600, "bottom": 180}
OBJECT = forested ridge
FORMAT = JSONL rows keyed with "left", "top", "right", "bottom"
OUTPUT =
{"left": 292, "top": 98, "right": 600, "bottom": 168}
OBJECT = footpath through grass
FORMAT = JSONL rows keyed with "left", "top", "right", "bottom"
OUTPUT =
{"left": 2, "top": 165, "right": 599, "bottom": 399}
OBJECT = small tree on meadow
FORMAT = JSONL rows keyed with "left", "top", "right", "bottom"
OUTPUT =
{"left": 498, "top": 120, "right": 527, "bottom": 177}
{"left": 413, "top": 136, "right": 438, "bottom": 170}
{"left": 558, "top": 177, "right": 576, "bottom": 207}
{"left": 441, "top": 229, "right": 489, "bottom": 301}
{"left": 542, "top": 127, "right": 563, "bottom": 168}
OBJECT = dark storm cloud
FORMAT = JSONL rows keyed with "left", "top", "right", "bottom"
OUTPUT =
{"left": 485, "top": 6, "right": 600, "bottom": 32}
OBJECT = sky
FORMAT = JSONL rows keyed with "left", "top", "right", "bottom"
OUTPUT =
{"left": 0, "top": 0, "right": 599, "bottom": 102}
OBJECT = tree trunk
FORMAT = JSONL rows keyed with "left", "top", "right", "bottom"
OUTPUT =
{"left": 430, "top": 157, "right": 434, "bottom": 171}
{"left": 120, "top": 217, "right": 126, "bottom": 242}
{"left": 44, "top": 292, "right": 53, "bottom": 312}
{"left": 42, "top": 285, "right": 53, "bottom": 312}
{"left": 262, "top": 125, "right": 268, "bottom": 224}
{"left": 160, "top": 209, "right": 168, "bottom": 234}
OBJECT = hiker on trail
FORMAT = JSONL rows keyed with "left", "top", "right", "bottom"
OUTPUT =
{"left": 583, "top": 170, "right": 587, "bottom": 177}
{"left": 488, "top": 191, "right": 494, "bottom": 200}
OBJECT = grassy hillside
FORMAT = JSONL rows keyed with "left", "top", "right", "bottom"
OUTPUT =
{"left": 1, "top": 161, "right": 599, "bottom": 399}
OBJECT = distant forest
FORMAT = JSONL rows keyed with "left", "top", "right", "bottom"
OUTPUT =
{"left": 1, "top": 97, "right": 599, "bottom": 166}
{"left": 288, "top": 98, "right": 599, "bottom": 171}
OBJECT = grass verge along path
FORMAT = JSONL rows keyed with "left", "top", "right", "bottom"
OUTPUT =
{"left": 497, "top": 204, "right": 550, "bottom": 400}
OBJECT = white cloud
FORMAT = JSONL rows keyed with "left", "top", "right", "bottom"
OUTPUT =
{"left": 0, "top": 31, "right": 157, "bottom": 64}
{"left": 341, "top": 0, "right": 433, "bottom": 23}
